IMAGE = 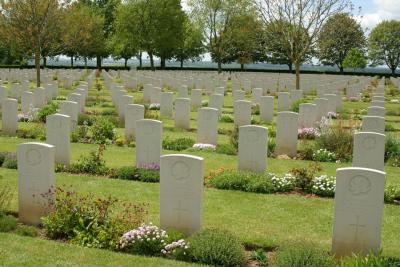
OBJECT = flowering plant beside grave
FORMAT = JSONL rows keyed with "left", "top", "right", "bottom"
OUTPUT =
{"left": 149, "top": 103, "right": 160, "bottom": 110}
{"left": 312, "top": 148, "right": 336, "bottom": 162}
{"left": 298, "top": 127, "right": 320, "bottom": 140}
{"left": 136, "top": 163, "right": 160, "bottom": 171}
{"left": 270, "top": 173, "right": 295, "bottom": 192}
{"left": 119, "top": 223, "right": 189, "bottom": 257}
{"left": 192, "top": 143, "right": 216, "bottom": 150}
{"left": 311, "top": 175, "right": 336, "bottom": 197}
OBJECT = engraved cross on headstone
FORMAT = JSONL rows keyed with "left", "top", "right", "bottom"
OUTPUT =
{"left": 349, "top": 215, "right": 366, "bottom": 243}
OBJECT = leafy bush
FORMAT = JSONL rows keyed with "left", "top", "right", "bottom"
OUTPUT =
{"left": 220, "top": 114, "right": 234, "bottom": 123}
{"left": 312, "top": 149, "right": 336, "bottom": 162}
{"left": 15, "top": 225, "right": 38, "bottom": 237}
{"left": 17, "top": 124, "right": 46, "bottom": 140}
{"left": 0, "top": 215, "right": 18, "bottom": 232}
{"left": 37, "top": 103, "right": 58, "bottom": 123}
{"left": 215, "top": 144, "right": 237, "bottom": 155}
{"left": 385, "top": 135, "right": 400, "bottom": 163}
{"left": 268, "top": 138, "right": 276, "bottom": 157}
{"left": 70, "top": 148, "right": 109, "bottom": 175}
{"left": 384, "top": 185, "right": 400, "bottom": 204}
{"left": 78, "top": 114, "right": 95, "bottom": 126}
{"left": 112, "top": 166, "right": 136, "bottom": 180}
{"left": 163, "top": 137, "right": 195, "bottom": 151}
{"left": 229, "top": 126, "right": 239, "bottom": 152}
{"left": 110, "top": 166, "right": 160, "bottom": 183}
{"left": 385, "top": 124, "right": 396, "bottom": 132}
{"left": 90, "top": 117, "right": 116, "bottom": 144}
{"left": 115, "top": 137, "right": 125, "bottom": 147}
{"left": 273, "top": 242, "right": 335, "bottom": 267}
{"left": 119, "top": 223, "right": 189, "bottom": 257}
{"left": 338, "top": 253, "right": 399, "bottom": 267}
{"left": 251, "top": 249, "right": 269, "bottom": 267}
{"left": 314, "top": 125, "right": 353, "bottom": 161}
{"left": 42, "top": 187, "right": 147, "bottom": 250}
{"left": 0, "top": 152, "right": 8, "bottom": 166}
{"left": 188, "top": 229, "right": 245, "bottom": 267}
{"left": 2, "top": 153, "right": 17, "bottom": 169}
{"left": 290, "top": 163, "right": 322, "bottom": 193}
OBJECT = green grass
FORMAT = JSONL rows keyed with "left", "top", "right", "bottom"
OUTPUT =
{"left": 1, "top": 168, "right": 400, "bottom": 257}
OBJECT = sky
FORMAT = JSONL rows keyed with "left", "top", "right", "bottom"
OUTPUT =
{"left": 353, "top": 0, "right": 400, "bottom": 30}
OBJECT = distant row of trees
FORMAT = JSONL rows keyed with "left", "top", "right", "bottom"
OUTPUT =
{"left": 0, "top": 0, "right": 399, "bottom": 88}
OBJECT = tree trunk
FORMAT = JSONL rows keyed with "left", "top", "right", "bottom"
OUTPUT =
{"left": 288, "top": 64, "right": 293, "bottom": 72}
{"left": 124, "top": 58, "right": 128, "bottom": 68}
{"left": 70, "top": 56, "right": 74, "bottom": 67}
{"left": 43, "top": 57, "right": 47, "bottom": 68}
{"left": 149, "top": 52, "right": 154, "bottom": 71}
{"left": 295, "top": 61, "right": 300, "bottom": 90}
{"left": 138, "top": 52, "right": 142, "bottom": 68}
{"left": 339, "top": 65, "right": 344, "bottom": 73}
{"left": 96, "top": 56, "right": 102, "bottom": 69}
{"left": 35, "top": 48, "right": 41, "bottom": 87}
{"left": 240, "top": 63, "right": 244, "bottom": 70}
{"left": 217, "top": 60, "right": 222, "bottom": 73}
{"left": 180, "top": 59, "right": 183, "bottom": 69}
{"left": 160, "top": 57, "right": 166, "bottom": 69}
{"left": 391, "top": 67, "right": 396, "bottom": 75}
{"left": 84, "top": 57, "right": 87, "bottom": 69}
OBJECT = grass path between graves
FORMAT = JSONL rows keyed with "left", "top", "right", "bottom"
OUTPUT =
{"left": 0, "top": 232, "right": 202, "bottom": 267}
{"left": 1, "top": 168, "right": 400, "bottom": 257}
{"left": 1, "top": 136, "right": 400, "bottom": 186}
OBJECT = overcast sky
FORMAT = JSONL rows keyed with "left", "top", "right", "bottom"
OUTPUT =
{"left": 353, "top": 0, "right": 400, "bottom": 30}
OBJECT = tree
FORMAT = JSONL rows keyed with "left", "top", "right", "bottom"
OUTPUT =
{"left": 264, "top": 20, "right": 313, "bottom": 71}
{"left": 80, "top": 0, "right": 120, "bottom": 68}
{"left": 318, "top": 13, "right": 365, "bottom": 72}
{"left": 342, "top": 48, "right": 367, "bottom": 71}
{"left": 175, "top": 15, "right": 205, "bottom": 68}
{"left": 369, "top": 20, "right": 400, "bottom": 75}
{"left": 258, "top": 0, "right": 350, "bottom": 89}
{"left": 220, "top": 13, "right": 265, "bottom": 70}
{"left": 188, "top": 0, "right": 253, "bottom": 73}
{"left": 0, "top": 0, "right": 63, "bottom": 86}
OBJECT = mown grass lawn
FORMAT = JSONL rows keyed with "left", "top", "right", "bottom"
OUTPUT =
{"left": 1, "top": 167, "right": 400, "bottom": 257}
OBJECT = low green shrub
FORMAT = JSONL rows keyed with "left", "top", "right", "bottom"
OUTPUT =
{"left": 291, "top": 99, "right": 309, "bottom": 113}
{"left": 384, "top": 185, "right": 400, "bottom": 204}
{"left": 385, "top": 124, "right": 396, "bottom": 132}
{"left": 0, "top": 186, "right": 13, "bottom": 215}
{"left": 78, "top": 114, "right": 95, "bottom": 126}
{"left": 268, "top": 138, "right": 276, "bottom": 157}
{"left": 110, "top": 166, "right": 160, "bottom": 183}
{"left": 312, "top": 148, "right": 336, "bottom": 162}
{"left": 314, "top": 125, "right": 353, "bottom": 162}
{"left": 112, "top": 166, "right": 136, "bottom": 180}
{"left": 163, "top": 137, "right": 195, "bottom": 151}
{"left": 273, "top": 242, "right": 335, "bottom": 267}
{"left": 290, "top": 163, "right": 322, "bottom": 193}
{"left": 42, "top": 187, "right": 147, "bottom": 250}
{"left": 90, "top": 117, "right": 116, "bottom": 144}
{"left": 215, "top": 144, "right": 237, "bottom": 155}
{"left": 2, "top": 153, "right": 17, "bottom": 169}
{"left": 0, "top": 215, "right": 18, "bottom": 232}
{"left": 15, "top": 225, "right": 38, "bottom": 237}
{"left": 188, "top": 229, "right": 245, "bottom": 267}
{"left": 229, "top": 126, "right": 239, "bottom": 152}
{"left": 70, "top": 148, "right": 109, "bottom": 175}
{"left": 0, "top": 152, "right": 8, "bottom": 166}
{"left": 251, "top": 249, "right": 269, "bottom": 267}
{"left": 219, "top": 114, "right": 234, "bottom": 123}
{"left": 17, "top": 124, "right": 45, "bottom": 140}
{"left": 37, "top": 103, "right": 59, "bottom": 123}
{"left": 385, "top": 135, "right": 400, "bottom": 163}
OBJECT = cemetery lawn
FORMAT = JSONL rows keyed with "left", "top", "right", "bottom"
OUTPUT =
{"left": 1, "top": 167, "right": 400, "bottom": 258}
{"left": 0, "top": 232, "right": 201, "bottom": 266}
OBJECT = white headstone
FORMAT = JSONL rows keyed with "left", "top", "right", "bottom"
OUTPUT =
{"left": 277, "top": 92, "right": 291, "bottom": 111}
{"left": 197, "top": 108, "right": 219, "bottom": 145}
{"left": 332, "top": 167, "right": 385, "bottom": 257}
{"left": 299, "top": 103, "right": 317, "bottom": 128}
{"left": 2, "top": 98, "right": 18, "bottom": 135}
{"left": 238, "top": 125, "right": 268, "bottom": 173}
{"left": 259, "top": 96, "right": 274, "bottom": 123}
{"left": 160, "top": 154, "right": 204, "bottom": 235}
{"left": 160, "top": 92, "right": 173, "bottom": 118}
{"left": 125, "top": 104, "right": 145, "bottom": 142}
{"left": 175, "top": 98, "right": 191, "bottom": 130}
{"left": 367, "top": 106, "right": 385, "bottom": 117}
{"left": 234, "top": 100, "right": 251, "bottom": 126}
{"left": 59, "top": 101, "right": 79, "bottom": 131}
{"left": 361, "top": 116, "right": 385, "bottom": 134}
{"left": 352, "top": 132, "right": 385, "bottom": 171}
{"left": 276, "top": 111, "right": 298, "bottom": 157}
{"left": 18, "top": 142, "right": 55, "bottom": 225}
{"left": 191, "top": 89, "right": 202, "bottom": 109}
{"left": 135, "top": 119, "right": 162, "bottom": 167}
{"left": 46, "top": 113, "right": 71, "bottom": 166}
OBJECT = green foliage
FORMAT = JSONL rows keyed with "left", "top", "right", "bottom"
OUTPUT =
{"left": 251, "top": 249, "right": 269, "bottom": 267}
{"left": 0, "top": 186, "right": 13, "bottom": 215}
{"left": 290, "top": 163, "right": 322, "bottom": 193}
{"left": 90, "top": 117, "right": 116, "bottom": 144}
{"left": 315, "top": 126, "right": 353, "bottom": 161}
{"left": 385, "top": 124, "right": 396, "bottom": 132}
{"left": 219, "top": 114, "right": 234, "bottom": 123}
{"left": 188, "top": 229, "right": 245, "bottom": 267}
{"left": 385, "top": 185, "right": 400, "bottom": 204}
{"left": 17, "top": 124, "right": 46, "bottom": 140}
{"left": 0, "top": 215, "right": 18, "bottom": 232}
{"left": 369, "top": 20, "right": 400, "bottom": 74}
{"left": 78, "top": 114, "right": 95, "bottom": 126}
{"left": 338, "top": 253, "right": 399, "bottom": 267}
{"left": 15, "top": 225, "right": 39, "bottom": 237}
{"left": 163, "top": 137, "right": 195, "bottom": 151}
{"left": 215, "top": 143, "right": 237, "bottom": 155}
{"left": 2, "top": 153, "right": 17, "bottom": 169}
{"left": 273, "top": 242, "right": 335, "bottom": 267}
{"left": 342, "top": 48, "right": 367, "bottom": 70}
{"left": 268, "top": 138, "right": 276, "bottom": 157}
{"left": 312, "top": 148, "right": 337, "bottom": 162}
{"left": 385, "top": 135, "right": 400, "bottom": 163}
{"left": 37, "top": 103, "right": 59, "bottom": 123}
{"left": 229, "top": 126, "right": 239, "bottom": 152}
{"left": 42, "top": 187, "right": 146, "bottom": 250}
{"left": 111, "top": 166, "right": 160, "bottom": 183}
{"left": 318, "top": 13, "right": 365, "bottom": 72}
{"left": 0, "top": 152, "right": 8, "bottom": 166}
{"left": 70, "top": 147, "right": 109, "bottom": 175}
